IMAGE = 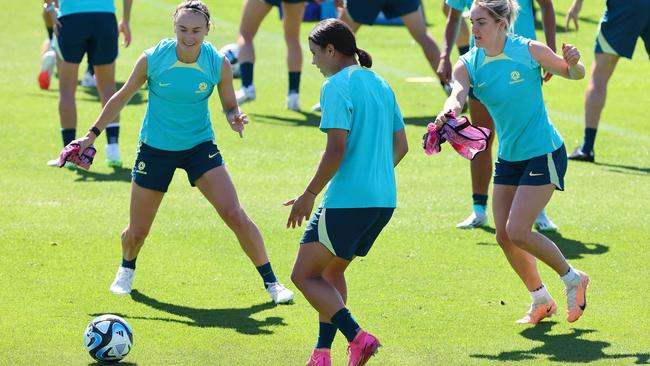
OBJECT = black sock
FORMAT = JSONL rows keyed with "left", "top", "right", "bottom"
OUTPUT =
{"left": 472, "top": 193, "right": 488, "bottom": 207}
{"left": 581, "top": 127, "right": 597, "bottom": 154}
{"left": 331, "top": 307, "right": 360, "bottom": 342}
{"left": 105, "top": 123, "right": 120, "bottom": 144}
{"left": 240, "top": 62, "right": 254, "bottom": 88}
{"left": 288, "top": 71, "right": 301, "bottom": 94}
{"left": 316, "top": 322, "right": 337, "bottom": 349}
{"left": 121, "top": 257, "right": 137, "bottom": 270}
{"left": 256, "top": 262, "right": 277, "bottom": 287}
{"left": 458, "top": 45, "right": 470, "bottom": 56}
{"left": 61, "top": 128, "right": 76, "bottom": 147}
{"left": 46, "top": 26, "right": 53, "bottom": 40}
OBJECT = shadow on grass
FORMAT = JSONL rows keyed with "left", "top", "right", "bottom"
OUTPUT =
{"left": 73, "top": 166, "right": 132, "bottom": 183}
{"left": 471, "top": 321, "right": 650, "bottom": 364}
{"left": 543, "top": 232, "right": 608, "bottom": 260}
{"left": 80, "top": 81, "right": 147, "bottom": 105}
{"left": 474, "top": 228, "right": 608, "bottom": 260}
{"left": 92, "top": 290, "right": 287, "bottom": 335}
{"left": 250, "top": 111, "right": 321, "bottom": 128}
{"left": 593, "top": 161, "right": 650, "bottom": 176}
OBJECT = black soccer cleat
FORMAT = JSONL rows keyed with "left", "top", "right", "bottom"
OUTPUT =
{"left": 568, "top": 147, "right": 595, "bottom": 162}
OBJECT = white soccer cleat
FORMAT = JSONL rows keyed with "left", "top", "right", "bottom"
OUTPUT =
{"left": 38, "top": 50, "right": 57, "bottom": 90}
{"left": 456, "top": 211, "right": 489, "bottom": 229}
{"left": 105, "top": 143, "right": 122, "bottom": 168}
{"left": 81, "top": 69, "right": 96, "bottom": 88}
{"left": 109, "top": 267, "right": 135, "bottom": 294}
{"left": 266, "top": 282, "right": 294, "bottom": 304}
{"left": 286, "top": 92, "right": 300, "bottom": 111}
{"left": 534, "top": 211, "right": 558, "bottom": 232}
{"left": 236, "top": 85, "right": 256, "bottom": 105}
{"left": 311, "top": 102, "right": 322, "bottom": 112}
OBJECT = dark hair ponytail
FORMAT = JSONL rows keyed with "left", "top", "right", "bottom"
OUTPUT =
{"left": 355, "top": 48, "right": 372, "bottom": 68}
{"left": 309, "top": 19, "right": 373, "bottom": 68}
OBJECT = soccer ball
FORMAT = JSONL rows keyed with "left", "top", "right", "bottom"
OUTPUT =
{"left": 220, "top": 43, "right": 241, "bottom": 79}
{"left": 84, "top": 314, "right": 133, "bottom": 363}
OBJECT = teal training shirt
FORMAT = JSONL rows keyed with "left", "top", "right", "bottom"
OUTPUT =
{"left": 319, "top": 66, "right": 405, "bottom": 209}
{"left": 445, "top": 0, "right": 536, "bottom": 47}
{"left": 58, "top": 0, "right": 116, "bottom": 17}
{"left": 460, "top": 35, "right": 563, "bottom": 161}
{"left": 140, "top": 39, "right": 224, "bottom": 151}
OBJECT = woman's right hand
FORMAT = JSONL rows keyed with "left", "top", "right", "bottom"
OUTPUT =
{"left": 434, "top": 110, "right": 452, "bottom": 128}
{"left": 436, "top": 56, "right": 453, "bottom": 84}
{"left": 71, "top": 134, "right": 96, "bottom": 156}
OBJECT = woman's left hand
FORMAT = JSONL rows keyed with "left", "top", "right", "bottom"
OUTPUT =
{"left": 228, "top": 111, "right": 248, "bottom": 138}
{"left": 284, "top": 193, "right": 315, "bottom": 229}
{"left": 562, "top": 43, "right": 581, "bottom": 66}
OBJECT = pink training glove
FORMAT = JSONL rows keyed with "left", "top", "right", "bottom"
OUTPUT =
{"left": 57, "top": 143, "right": 96, "bottom": 170}
{"left": 422, "top": 122, "right": 445, "bottom": 156}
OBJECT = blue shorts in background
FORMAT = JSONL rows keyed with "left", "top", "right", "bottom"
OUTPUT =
{"left": 595, "top": 0, "right": 650, "bottom": 59}
{"left": 300, "top": 207, "right": 394, "bottom": 261}
{"left": 494, "top": 145, "right": 567, "bottom": 191}
{"left": 346, "top": 0, "right": 420, "bottom": 25}
{"left": 53, "top": 12, "right": 118, "bottom": 65}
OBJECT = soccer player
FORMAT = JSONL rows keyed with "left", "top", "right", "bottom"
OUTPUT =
{"left": 286, "top": 19, "right": 408, "bottom": 365}
{"left": 44, "top": 0, "right": 131, "bottom": 168}
{"left": 234, "top": 0, "right": 308, "bottom": 111}
{"left": 68, "top": 1, "right": 294, "bottom": 304}
{"left": 435, "top": 0, "right": 589, "bottom": 325}
{"left": 565, "top": 0, "right": 650, "bottom": 162}
{"left": 437, "top": 0, "right": 559, "bottom": 231}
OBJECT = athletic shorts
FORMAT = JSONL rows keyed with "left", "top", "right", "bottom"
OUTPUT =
{"left": 53, "top": 12, "right": 118, "bottom": 65}
{"left": 264, "top": 0, "right": 308, "bottom": 7}
{"left": 346, "top": 0, "right": 420, "bottom": 25}
{"left": 131, "top": 141, "right": 224, "bottom": 193}
{"left": 300, "top": 207, "right": 394, "bottom": 261}
{"left": 494, "top": 144, "right": 567, "bottom": 191}
{"left": 595, "top": 0, "right": 650, "bottom": 59}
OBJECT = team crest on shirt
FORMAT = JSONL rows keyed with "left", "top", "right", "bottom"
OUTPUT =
{"left": 509, "top": 70, "right": 524, "bottom": 84}
{"left": 195, "top": 82, "right": 208, "bottom": 93}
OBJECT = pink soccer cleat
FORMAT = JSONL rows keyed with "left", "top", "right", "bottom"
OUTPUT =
{"left": 306, "top": 348, "right": 331, "bottom": 366}
{"left": 515, "top": 299, "right": 558, "bottom": 324}
{"left": 347, "top": 331, "right": 381, "bottom": 366}
{"left": 566, "top": 270, "right": 590, "bottom": 323}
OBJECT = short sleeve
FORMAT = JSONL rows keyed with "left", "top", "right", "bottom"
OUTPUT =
{"left": 459, "top": 49, "right": 476, "bottom": 86}
{"left": 319, "top": 82, "right": 352, "bottom": 132}
{"left": 392, "top": 92, "right": 405, "bottom": 132}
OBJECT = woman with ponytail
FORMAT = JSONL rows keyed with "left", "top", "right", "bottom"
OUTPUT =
{"left": 285, "top": 18, "right": 408, "bottom": 366}
{"left": 435, "top": 0, "right": 589, "bottom": 326}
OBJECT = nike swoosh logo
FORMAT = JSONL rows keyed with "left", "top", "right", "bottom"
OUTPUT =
{"left": 529, "top": 172, "right": 544, "bottom": 176}
{"left": 546, "top": 306, "right": 553, "bottom": 313}
{"left": 579, "top": 302, "right": 586, "bottom": 311}
{"left": 208, "top": 152, "right": 220, "bottom": 159}
{"left": 158, "top": 82, "right": 171, "bottom": 87}
{"left": 477, "top": 82, "right": 486, "bottom": 88}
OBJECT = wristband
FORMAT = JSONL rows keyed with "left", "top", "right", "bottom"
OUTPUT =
{"left": 89, "top": 126, "right": 101, "bottom": 137}
{"left": 306, "top": 188, "right": 318, "bottom": 196}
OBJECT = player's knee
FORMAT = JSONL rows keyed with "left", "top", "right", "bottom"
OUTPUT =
{"left": 495, "top": 229, "right": 511, "bottom": 247}
{"left": 221, "top": 206, "right": 250, "bottom": 231}
{"left": 505, "top": 222, "right": 529, "bottom": 248}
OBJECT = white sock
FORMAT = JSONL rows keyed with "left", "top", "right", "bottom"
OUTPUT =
{"left": 560, "top": 266, "right": 580, "bottom": 286}
{"left": 530, "top": 284, "right": 552, "bottom": 304}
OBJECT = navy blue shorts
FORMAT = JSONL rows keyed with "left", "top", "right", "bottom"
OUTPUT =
{"left": 131, "top": 141, "right": 224, "bottom": 193}
{"left": 346, "top": 0, "right": 420, "bottom": 25}
{"left": 596, "top": 0, "right": 650, "bottom": 59}
{"left": 300, "top": 207, "right": 394, "bottom": 261}
{"left": 53, "top": 12, "right": 118, "bottom": 65}
{"left": 494, "top": 145, "right": 567, "bottom": 191}
{"left": 265, "top": 0, "right": 308, "bottom": 7}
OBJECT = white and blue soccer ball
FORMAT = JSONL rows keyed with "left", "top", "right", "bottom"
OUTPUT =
{"left": 220, "top": 43, "right": 241, "bottom": 78}
{"left": 84, "top": 314, "right": 133, "bottom": 363}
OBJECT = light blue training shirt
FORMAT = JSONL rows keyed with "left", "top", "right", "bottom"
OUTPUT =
{"left": 460, "top": 34, "right": 563, "bottom": 161}
{"left": 58, "top": 0, "right": 116, "bottom": 17}
{"left": 446, "top": 0, "right": 536, "bottom": 46}
{"left": 319, "top": 65, "right": 405, "bottom": 208}
{"left": 140, "top": 38, "right": 224, "bottom": 151}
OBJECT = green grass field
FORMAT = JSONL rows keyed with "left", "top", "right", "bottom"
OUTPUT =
{"left": 1, "top": 0, "right": 649, "bottom": 364}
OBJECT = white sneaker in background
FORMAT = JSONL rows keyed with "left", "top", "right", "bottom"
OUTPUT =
{"left": 456, "top": 211, "right": 489, "bottom": 229}
{"left": 266, "top": 281, "right": 294, "bottom": 304}
{"left": 81, "top": 69, "right": 96, "bottom": 88}
{"left": 109, "top": 267, "right": 135, "bottom": 294}
{"left": 236, "top": 85, "right": 256, "bottom": 105}
{"left": 105, "top": 143, "right": 122, "bottom": 168}
{"left": 286, "top": 92, "right": 300, "bottom": 111}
